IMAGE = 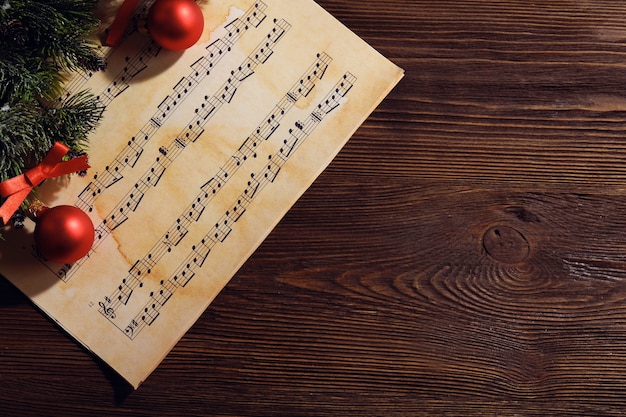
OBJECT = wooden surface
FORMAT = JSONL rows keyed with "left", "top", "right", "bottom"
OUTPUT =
{"left": 4, "top": 1, "right": 626, "bottom": 415}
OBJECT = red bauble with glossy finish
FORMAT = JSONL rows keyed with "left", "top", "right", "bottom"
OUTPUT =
{"left": 147, "top": 0, "right": 204, "bottom": 51}
{"left": 34, "top": 205, "right": 95, "bottom": 264}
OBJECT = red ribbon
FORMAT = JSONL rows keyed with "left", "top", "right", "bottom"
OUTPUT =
{"left": 104, "top": 0, "right": 140, "bottom": 47}
{"left": 0, "top": 142, "right": 90, "bottom": 225}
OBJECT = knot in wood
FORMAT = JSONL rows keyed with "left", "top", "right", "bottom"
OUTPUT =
{"left": 483, "top": 225, "right": 530, "bottom": 264}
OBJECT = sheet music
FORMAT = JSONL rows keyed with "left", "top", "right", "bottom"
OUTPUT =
{"left": 0, "top": 0, "right": 403, "bottom": 388}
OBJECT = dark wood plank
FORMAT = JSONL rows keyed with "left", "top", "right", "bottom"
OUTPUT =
{"left": 5, "top": 1, "right": 626, "bottom": 415}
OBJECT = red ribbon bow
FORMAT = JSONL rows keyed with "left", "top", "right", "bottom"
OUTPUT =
{"left": 0, "top": 142, "right": 90, "bottom": 225}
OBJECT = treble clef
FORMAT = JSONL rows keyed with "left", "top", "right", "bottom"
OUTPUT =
{"left": 98, "top": 299, "right": 116, "bottom": 319}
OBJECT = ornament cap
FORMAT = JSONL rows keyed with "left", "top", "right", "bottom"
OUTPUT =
{"left": 25, "top": 199, "right": 48, "bottom": 220}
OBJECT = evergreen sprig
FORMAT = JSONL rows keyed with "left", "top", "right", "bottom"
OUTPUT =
{"left": 0, "top": 0, "right": 104, "bottom": 184}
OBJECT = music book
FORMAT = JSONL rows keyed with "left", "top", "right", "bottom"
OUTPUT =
{"left": 0, "top": 0, "right": 403, "bottom": 388}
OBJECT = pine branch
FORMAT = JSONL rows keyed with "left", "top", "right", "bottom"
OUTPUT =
{"left": 0, "top": 53, "right": 62, "bottom": 104}
{"left": 0, "top": 0, "right": 105, "bottom": 230}
{"left": 0, "top": 0, "right": 104, "bottom": 175}
{"left": 1, "top": 0, "right": 104, "bottom": 71}
{"left": 0, "top": 100, "right": 46, "bottom": 179}
{"left": 43, "top": 90, "right": 105, "bottom": 150}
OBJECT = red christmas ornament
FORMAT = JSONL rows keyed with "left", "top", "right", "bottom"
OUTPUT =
{"left": 147, "top": 0, "right": 204, "bottom": 50}
{"left": 33, "top": 205, "right": 95, "bottom": 264}
{"left": 105, "top": 0, "right": 204, "bottom": 50}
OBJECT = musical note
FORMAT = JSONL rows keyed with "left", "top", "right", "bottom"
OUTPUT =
{"left": 270, "top": 18, "right": 290, "bottom": 42}
{"left": 98, "top": 81, "right": 130, "bottom": 105}
{"left": 97, "top": 40, "right": 161, "bottom": 108}
{"left": 191, "top": 240, "right": 211, "bottom": 268}
{"left": 223, "top": 1, "right": 268, "bottom": 46}
{"left": 223, "top": 19, "right": 292, "bottom": 104}
{"left": 232, "top": 59, "right": 256, "bottom": 81}
{"left": 316, "top": 72, "right": 357, "bottom": 115}
{"left": 337, "top": 73, "right": 357, "bottom": 96}
{"left": 154, "top": 95, "right": 177, "bottom": 126}
{"left": 61, "top": 65, "right": 99, "bottom": 99}
{"left": 76, "top": 182, "right": 100, "bottom": 212}
{"left": 101, "top": 160, "right": 125, "bottom": 187}
{"left": 172, "top": 263, "right": 195, "bottom": 288}
{"left": 122, "top": 137, "right": 145, "bottom": 167}
{"left": 204, "top": 38, "right": 230, "bottom": 61}
{"left": 99, "top": 258, "right": 151, "bottom": 315}
{"left": 123, "top": 54, "right": 149, "bottom": 78}
{"left": 94, "top": 223, "right": 110, "bottom": 243}
{"left": 141, "top": 118, "right": 159, "bottom": 135}
{"left": 263, "top": 156, "right": 283, "bottom": 182}
{"left": 125, "top": 189, "right": 144, "bottom": 212}
{"left": 243, "top": 174, "right": 261, "bottom": 203}
{"left": 226, "top": 199, "right": 248, "bottom": 223}
{"left": 134, "top": 257, "right": 157, "bottom": 276}
{"left": 238, "top": 136, "right": 260, "bottom": 160}
{"left": 115, "top": 279, "right": 135, "bottom": 306}
{"left": 200, "top": 177, "right": 220, "bottom": 195}
{"left": 289, "top": 52, "right": 332, "bottom": 101}
{"left": 149, "top": 280, "right": 174, "bottom": 306}
{"left": 75, "top": 139, "right": 142, "bottom": 212}
{"left": 140, "top": 304, "right": 160, "bottom": 326}
{"left": 212, "top": 221, "right": 233, "bottom": 243}
{"left": 173, "top": 76, "right": 198, "bottom": 100}
{"left": 259, "top": 113, "right": 282, "bottom": 141}
{"left": 123, "top": 272, "right": 189, "bottom": 338}
{"left": 164, "top": 218, "right": 189, "bottom": 247}
{"left": 224, "top": 18, "right": 247, "bottom": 43}
{"left": 158, "top": 140, "right": 184, "bottom": 162}
{"left": 251, "top": 19, "right": 291, "bottom": 64}
{"left": 190, "top": 55, "right": 213, "bottom": 79}
{"left": 218, "top": 78, "right": 239, "bottom": 104}
{"left": 195, "top": 97, "right": 218, "bottom": 121}
{"left": 188, "top": 196, "right": 207, "bottom": 221}
{"left": 279, "top": 129, "right": 301, "bottom": 160}
{"left": 145, "top": 157, "right": 168, "bottom": 187}
{"left": 104, "top": 209, "right": 129, "bottom": 232}
{"left": 216, "top": 167, "right": 232, "bottom": 184}
{"left": 138, "top": 39, "right": 161, "bottom": 60}
{"left": 245, "top": 1, "right": 269, "bottom": 27}
{"left": 184, "top": 122, "right": 206, "bottom": 144}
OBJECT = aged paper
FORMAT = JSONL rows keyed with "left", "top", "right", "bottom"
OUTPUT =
{"left": 0, "top": 0, "right": 403, "bottom": 388}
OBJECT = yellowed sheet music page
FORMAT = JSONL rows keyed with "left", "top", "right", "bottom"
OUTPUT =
{"left": 0, "top": 0, "right": 403, "bottom": 388}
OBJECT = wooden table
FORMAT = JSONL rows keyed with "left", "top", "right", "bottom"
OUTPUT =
{"left": 4, "top": 1, "right": 626, "bottom": 415}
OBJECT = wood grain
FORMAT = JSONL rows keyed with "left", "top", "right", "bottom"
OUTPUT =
{"left": 5, "top": 1, "right": 626, "bottom": 415}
